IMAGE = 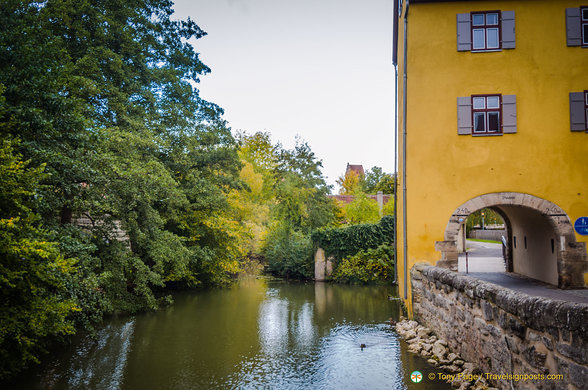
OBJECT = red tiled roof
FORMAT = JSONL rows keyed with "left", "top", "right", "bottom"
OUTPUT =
{"left": 328, "top": 194, "right": 391, "bottom": 205}
{"left": 346, "top": 164, "right": 365, "bottom": 177}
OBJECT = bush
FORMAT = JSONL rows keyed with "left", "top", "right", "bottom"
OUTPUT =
{"left": 262, "top": 224, "right": 313, "bottom": 280}
{"left": 311, "top": 215, "right": 394, "bottom": 262}
{"left": 332, "top": 244, "right": 395, "bottom": 284}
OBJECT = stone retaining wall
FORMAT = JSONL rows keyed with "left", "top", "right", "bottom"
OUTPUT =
{"left": 411, "top": 264, "right": 588, "bottom": 389}
{"left": 468, "top": 229, "right": 507, "bottom": 242}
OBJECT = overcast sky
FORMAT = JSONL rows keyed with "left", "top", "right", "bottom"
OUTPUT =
{"left": 173, "top": 0, "right": 396, "bottom": 192}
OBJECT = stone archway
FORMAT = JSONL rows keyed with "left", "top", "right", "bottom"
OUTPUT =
{"left": 435, "top": 192, "right": 587, "bottom": 289}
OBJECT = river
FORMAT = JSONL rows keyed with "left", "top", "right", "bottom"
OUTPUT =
{"left": 7, "top": 278, "right": 450, "bottom": 389}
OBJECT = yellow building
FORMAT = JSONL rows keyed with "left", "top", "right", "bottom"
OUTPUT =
{"left": 394, "top": 0, "right": 588, "bottom": 312}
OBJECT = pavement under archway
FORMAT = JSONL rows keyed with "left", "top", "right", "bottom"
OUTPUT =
{"left": 437, "top": 192, "right": 587, "bottom": 289}
{"left": 458, "top": 239, "right": 588, "bottom": 304}
{"left": 458, "top": 239, "right": 505, "bottom": 273}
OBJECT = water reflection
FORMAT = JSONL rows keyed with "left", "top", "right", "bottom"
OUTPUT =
{"left": 17, "top": 319, "right": 136, "bottom": 389}
{"left": 5, "top": 278, "right": 450, "bottom": 389}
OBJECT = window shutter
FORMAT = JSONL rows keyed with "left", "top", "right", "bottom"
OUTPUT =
{"left": 502, "top": 95, "right": 517, "bottom": 134}
{"left": 457, "top": 13, "right": 471, "bottom": 51}
{"left": 501, "top": 11, "right": 516, "bottom": 49}
{"left": 566, "top": 8, "right": 581, "bottom": 46}
{"left": 570, "top": 92, "right": 586, "bottom": 131}
{"left": 457, "top": 97, "right": 472, "bottom": 134}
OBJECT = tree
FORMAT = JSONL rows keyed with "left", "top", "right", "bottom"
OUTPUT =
{"left": 0, "top": 137, "right": 78, "bottom": 377}
{"left": 466, "top": 208, "right": 503, "bottom": 235}
{"left": 344, "top": 191, "right": 380, "bottom": 225}
{"left": 363, "top": 166, "right": 396, "bottom": 194}
{"left": 259, "top": 137, "right": 336, "bottom": 278}
{"left": 337, "top": 170, "right": 363, "bottom": 195}
{"left": 273, "top": 138, "right": 336, "bottom": 234}
{"left": 382, "top": 196, "right": 395, "bottom": 217}
{"left": 0, "top": 0, "right": 243, "bottom": 316}
{"left": 236, "top": 131, "right": 280, "bottom": 176}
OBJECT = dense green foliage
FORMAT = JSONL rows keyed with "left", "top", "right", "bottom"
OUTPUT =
{"left": 331, "top": 244, "right": 394, "bottom": 285}
{"left": 0, "top": 0, "right": 245, "bottom": 377}
{"left": 344, "top": 192, "right": 380, "bottom": 224}
{"left": 0, "top": 0, "right": 386, "bottom": 378}
{"left": 337, "top": 166, "right": 395, "bottom": 195}
{"left": 466, "top": 208, "right": 504, "bottom": 235}
{"left": 312, "top": 216, "right": 394, "bottom": 263}
{"left": 0, "top": 139, "right": 79, "bottom": 377}
{"left": 235, "top": 132, "right": 337, "bottom": 280}
{"left": 363, "top": 167, "right": 395, "bottom": 195}
{"left": 262, "top": 225, "right": 314, "bottom": 279}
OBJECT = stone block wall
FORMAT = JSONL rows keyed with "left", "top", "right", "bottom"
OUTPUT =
{"left": 469, "top": 229, "right": 507, "bottom": 242}
{"left": 411, "top": 264, "right": 588, "bottom": 389}
{"left": 314, "top": 248, "right": 334, "bottom": 281}
{"left": 73, "top": 214, "right": 130, "bottom": 246}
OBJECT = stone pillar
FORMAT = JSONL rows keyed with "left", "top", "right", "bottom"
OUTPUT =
{"left": 377, "top": 191, "right": 384, "bottom": 216}
{"left": 435, "top": 240, "right": 458, "bottom": 271}
{"left": 315, "top": 247, "right": 326, "bottom": 281}
{"left": 326, "top": 257, "right": 334, "bottom": 277}
{"left": 457, "top": 222, "right": 466, "bottom": 253}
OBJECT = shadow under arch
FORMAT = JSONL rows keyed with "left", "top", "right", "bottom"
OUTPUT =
{"left": 435, "top": 192, "right": 587, "bottom": 289}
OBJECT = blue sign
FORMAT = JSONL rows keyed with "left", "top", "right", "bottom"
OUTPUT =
{"left": 575, "top": 217, "right": 588, "bottom": 236}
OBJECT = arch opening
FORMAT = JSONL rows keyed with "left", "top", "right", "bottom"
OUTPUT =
{"left": 457, "top": 207, "right": 509, "bottom": 274}
{"left": 436, "top": 192, "right": 587, "bottom": 289}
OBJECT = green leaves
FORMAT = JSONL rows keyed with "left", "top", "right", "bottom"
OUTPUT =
{"left": 0, "top": 1, "right": 245, "bottom": 377}
{"left": 344, "top": 191, "right": 380, "bottom": 225}
{"left": 312, "top": 216, "right": 395, "bottom": 263}
{"left": 331, "top": 244, "right": 395, "bottom": 285}
{"left": 262, "top": 223, "right": 313, "bottom": 280}
{"left": 0, "top": 138, "right": 78, "bottom": 378}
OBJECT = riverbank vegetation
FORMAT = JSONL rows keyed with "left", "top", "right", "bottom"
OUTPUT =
{"left": 312, "top": 217, "right": 395, "bottom": 284}
{"left": 0, "top": 0, "right": 330, "bottom": 378}
{"left": 0, "top": 0, "right": 395, "bottom": 378}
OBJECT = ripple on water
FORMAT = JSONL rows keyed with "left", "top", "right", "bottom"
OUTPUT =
{"left": 229, "top": 322, "right": 404, "bottom": 390}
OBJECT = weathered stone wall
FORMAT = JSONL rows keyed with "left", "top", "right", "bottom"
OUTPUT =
{"left": 73, "top": 214, "right": 130, "bottom": 246}
{"left": 411, "top": 264, "right": 588, "bottom": 390}
{"left": 314, "top": 248, "right": 334, "bottom": 281}
{"left": 469, "top": 229, "right": 507, "bottom": 242}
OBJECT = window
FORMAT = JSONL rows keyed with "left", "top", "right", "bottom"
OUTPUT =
{"left": 457, "top": 94, "right": 517, "bottom": 135}
{"left": 457, "top": 11, "right": 515, "bottom": 51}
{"left": 471, "top": 11, "right": 500, "bottom": 50}
{"left": 472, "top": 95, "right": 502, "bottom": 134}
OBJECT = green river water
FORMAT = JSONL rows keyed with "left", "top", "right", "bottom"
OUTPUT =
{"left": 6, "top": 278, "right": 450, "bottom": 389}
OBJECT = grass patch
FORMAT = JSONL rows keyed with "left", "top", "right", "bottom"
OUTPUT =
{"left": 467, "top": 238, "right": 501, "bottom": 244}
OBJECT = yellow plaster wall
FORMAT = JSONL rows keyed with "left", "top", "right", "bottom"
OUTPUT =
{"left": 396, "top": 0, "right": 588, "bottom": 313}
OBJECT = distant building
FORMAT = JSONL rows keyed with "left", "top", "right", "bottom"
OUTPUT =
{"left": 328, "top": 194, "right": 391, "bottom": 206}
{"left": 345, "top": 163, "right": 365, "bottom": 178}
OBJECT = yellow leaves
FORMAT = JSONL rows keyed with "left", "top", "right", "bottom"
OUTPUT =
{"left": 222, "top": 159, "right": 274, "bottom": 255}
{"left": 53, "top": 256, "right": 78, "bottom": 274}
{"left": 220, "top": 259, "right": 240, "bottom": 274}
{"left": 239, "top": 161, "right": 263, "bottom": 195}
{"left": 337, "top": 170, "right": 362, "bottom": 195}
{"left": 1, "top": 217, "right": 18, "bottom": 228}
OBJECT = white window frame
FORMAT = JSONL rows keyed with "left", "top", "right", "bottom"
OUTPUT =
{"left": 471, "top": 11, "right": 501, "bottom": 51}
{"left": 472, "top": 95, "right": 502, "bottom": 135}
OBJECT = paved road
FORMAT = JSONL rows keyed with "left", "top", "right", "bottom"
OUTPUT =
{"left": 458, "top": 240, "right": 588, "bottom": 304}
{"left": 458, "top": 240, "right": 505, "bottom": 273}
